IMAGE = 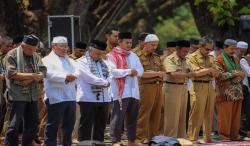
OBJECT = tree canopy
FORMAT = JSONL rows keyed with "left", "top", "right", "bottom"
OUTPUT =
{"left": 0, "top": 0, "right": 249, "bottom": 45}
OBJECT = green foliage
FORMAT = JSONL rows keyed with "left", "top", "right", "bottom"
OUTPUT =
{"left": 154, "top": 3, "right": 200, "bottom": 50}
{"left": 194, "top": 0, "right": 249, "bottom": 27}
{"left": 239, "top": 5, "right": 250, "bottom": 15}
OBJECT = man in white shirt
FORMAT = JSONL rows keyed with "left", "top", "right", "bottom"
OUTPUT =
{"left": 75, "top": 40, "right": 111, "bottom": 142}
{"left": 108, "top": 32, "right": 144, "bottom": 146}
{"left": 42, "top": 36, "right": 77, "bottom": 146}
{"left": 238, "top": 41, "right": 250, "bottom": 137}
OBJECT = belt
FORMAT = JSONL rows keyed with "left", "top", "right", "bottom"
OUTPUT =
{"left": 164, "top": 81, "right": 186, "bottom": 85}
{"left": 143, "top": 81, "right": 163, "bottom": 84}
{"left": 193, "top": 80, "right": 212, "bottom": 83}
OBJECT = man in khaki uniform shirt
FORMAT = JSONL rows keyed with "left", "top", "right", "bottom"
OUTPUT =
{"left": 163, "top": 40, "right": 193, "bottom": 138}
{"left": 136, "top": 34, "right": 165, "bottom": 143}
{"left": 132, "top": 32, "right": 148, "bottom": 55}
{"left": 104, "top": 27, "right": 119, "bottom": 56}
{"left": 187, "top": 37, "right": 220, "bottom": 142}
{"left": 160, "top": 41, "right": 176, "bottom": 61}
{"left": 69, "top": 42, "right": 87, "bottom": 60}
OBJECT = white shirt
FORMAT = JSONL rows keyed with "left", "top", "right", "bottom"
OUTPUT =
{"left": 108, "top": 50, "right": 144, "bottom": 100}
{"left": 75, "top": 56, "right": 111, "bottom": 102}
{"left": 240, "top": 58, "right": 250, "bottom": 91}
{"left": 42, "top": 51, "right": 77, "bottom": 104}
{"left": 209, "top": 51, "right": 216, "bottom": 89}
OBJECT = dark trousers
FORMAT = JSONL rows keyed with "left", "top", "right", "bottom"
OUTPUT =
{"left": 110, "top": 98, "right": 139, "bottom": 142}
{"left": 44, "top": 100, "right": 76, "bottom": 146}
{"left": 4, "top": 101, "right": 39, "bottom": 146}
{"left": 78, "top": 102, "right": 109, "bottom": 142}
{"left": 243, "top": 85, "right": 250, "bottom": 131}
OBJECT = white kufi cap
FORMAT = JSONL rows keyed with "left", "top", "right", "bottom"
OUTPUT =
{"left": 52, "top": 36, "right": 68, "bottom": 44}
{"left": 237, "top": 41, "right": 248, "bottom": 49}
{"left": 144, "top": 34, "right": 159, "bottom": 43}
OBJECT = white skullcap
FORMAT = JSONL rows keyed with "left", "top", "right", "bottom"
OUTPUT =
{"left": 237, "top": 41, "right": 248, "bottom": 49}
{"left": 144, "top": 34, "right": 159, "bottom": 43}
{"left": 52, "top": 36, "right": 68, "bottom": 44}
{"left": 224, "top": 39, "right": 237, "bottom": 46}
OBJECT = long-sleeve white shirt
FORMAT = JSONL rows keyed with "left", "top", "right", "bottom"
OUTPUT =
{"left": 240, "top": 58, "right": 250, "bottom": 91}
{"left": 108, "top": 51, "right": 144, "bottom": 100}
{"left": 42, "top": 51, "right": 77, "bottom": 104}
{"left": 75, "top": 57, "right": 112, "bottom": 102}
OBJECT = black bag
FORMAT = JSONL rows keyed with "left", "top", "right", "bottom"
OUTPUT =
{"left": 149, "top": 136, "right": 181, "bottom": 146}
{"left": 77, "top": 140, "right": 106, "bottom": 146}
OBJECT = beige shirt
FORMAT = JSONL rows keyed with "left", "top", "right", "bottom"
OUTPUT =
{"left": 163, "top": 52, "right": 190, "bottom": 83}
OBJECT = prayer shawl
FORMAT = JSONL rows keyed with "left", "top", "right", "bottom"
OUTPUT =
{"left": 17, "top": 46, "right": 38, "bottom": 73}
{"left": 109, "top": 47, "right": 130, "bottom": 97}
{"left": 85, "top": 51, "right": 109, "bottom": 95}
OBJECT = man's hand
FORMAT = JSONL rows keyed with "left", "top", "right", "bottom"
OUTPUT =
{"left": 0, "top": 74, "right": 4, "bottom": 80}
{"left": 96, "top": 82, "right": 110, "bottom": 88}
{"left": 157, "top": 71, "right": 165, "bottom": 78}
{"left": 32, "top": 73, "right": 44, "bottom": 82}
{"left": 130, "top": 69, "right": 138, "bottom": 76}
{"left": 65, "top": 74, "right": 77, "bottom": 83}
{"left": 186, "top": 72, "right": 196, "bottom": 78}
{"left": 233, "top": 70, "right": 244, "bottom": 78}
{"left": 210, "top": 69, "right": 220, "bottom": 78}
{"left": 104, "top": 82, "right": 110, "bottom": 87}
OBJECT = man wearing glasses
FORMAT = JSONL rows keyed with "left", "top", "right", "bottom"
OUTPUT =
{"left": 4, "top": 35, "right": 46, "bottom": 146}
{"left": 42, "top": 36, "right": 77, "bottom": 146}
{"left": 216, "top": 39, "right": 244, "bottom": 141}
{"left": 187, "top": 37, "right": 220, "bottom": 143}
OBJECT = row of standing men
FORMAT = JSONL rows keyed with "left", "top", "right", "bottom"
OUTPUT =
{"left": 0, "top": 29, "right": 249, "bottom": 146}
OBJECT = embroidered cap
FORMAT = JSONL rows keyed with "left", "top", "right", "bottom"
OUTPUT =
{"left": 52, "top": 36, "right": 68, "bottom": 44}
{"left": 22, "top": 34, "right": 39, "bottom": 46}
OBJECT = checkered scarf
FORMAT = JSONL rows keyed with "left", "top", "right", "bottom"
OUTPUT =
{"left": 85, "top": 51, "right": 109, "bottom": 94}
{"left": 109, "top": 47, "right": 130, "bottom": 97}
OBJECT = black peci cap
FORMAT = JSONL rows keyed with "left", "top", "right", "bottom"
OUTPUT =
{"left": 90, "top": 40, "right": 107, "bottom": 51}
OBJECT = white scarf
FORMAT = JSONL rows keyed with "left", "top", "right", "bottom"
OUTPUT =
{"left": 47, "top": 51, "right": 75, "bottom": 88}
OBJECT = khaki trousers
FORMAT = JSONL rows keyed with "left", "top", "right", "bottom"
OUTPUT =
{"left": 164, "top": 84, "right": 187, "bottom": 138}
{"left": 187, "top": 82, "right": 215, "bottom": 141}
{"left": 218, "top": 99, "right": 242, "bottom": 140}
{"left": 137, "top": 84, "right": 163, "bottom": 141}
{"left": 72, "top": 104, "right": 80, "bottom": 139}
{"left": 37, "top": 96, "right": 47, "bottom": 138}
